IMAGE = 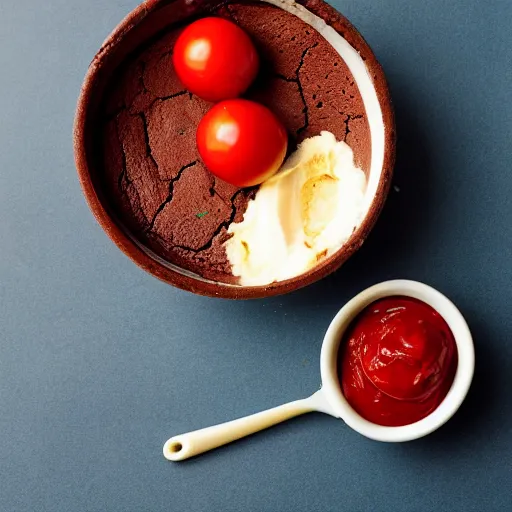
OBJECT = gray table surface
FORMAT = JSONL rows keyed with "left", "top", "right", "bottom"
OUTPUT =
{"left": 1, "top": 0, "right": 511, "bottom": 510}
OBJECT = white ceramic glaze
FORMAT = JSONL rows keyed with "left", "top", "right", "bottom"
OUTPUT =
{"left": 163, "top": 280, "right": 475, "bottom": 461}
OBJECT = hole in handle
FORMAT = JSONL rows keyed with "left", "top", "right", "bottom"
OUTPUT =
{"left": 169, "top": 442, "right": 183, "bottom": 453}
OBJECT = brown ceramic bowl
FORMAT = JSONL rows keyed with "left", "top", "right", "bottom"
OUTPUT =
{"left": 74, "top": 0, "right": 395, "bottom": 299}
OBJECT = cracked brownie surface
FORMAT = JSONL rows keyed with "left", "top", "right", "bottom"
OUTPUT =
{"left": 101, "top": 1, "right": 371, "bottom": 283}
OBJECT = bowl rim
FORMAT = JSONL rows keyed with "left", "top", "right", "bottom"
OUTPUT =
{"left": 73, "top": 0, "right": 396, "bottom": 299}
{"left": 320, "top": 280, "right": 475, "bottom": 442}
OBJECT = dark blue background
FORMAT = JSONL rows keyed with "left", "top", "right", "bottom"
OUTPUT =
{"left": 1, "top": 1, "right": 511, "bottom": 510}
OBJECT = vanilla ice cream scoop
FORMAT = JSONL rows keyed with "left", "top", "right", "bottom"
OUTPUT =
{"left": 225, "top": 131, "right": 367, "bottom": 286}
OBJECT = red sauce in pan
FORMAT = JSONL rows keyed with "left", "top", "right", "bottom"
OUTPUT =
{"left": 339, "top": 297, "right": 458, "bottom": 426}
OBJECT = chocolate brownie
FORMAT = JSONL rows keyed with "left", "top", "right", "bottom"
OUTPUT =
{"left": 101, "top": 1, "right": 371, "bottom": 283}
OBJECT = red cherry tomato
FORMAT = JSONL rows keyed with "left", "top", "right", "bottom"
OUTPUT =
{"left": 173, "top": 17, "right": 259, "bottom": 102}
{"left": 197, "top": 99, "right": 288, "bottom": 187}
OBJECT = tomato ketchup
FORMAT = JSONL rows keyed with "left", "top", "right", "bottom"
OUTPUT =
{"left": 339, "top": 297, "right": 458, "bottom": 426}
